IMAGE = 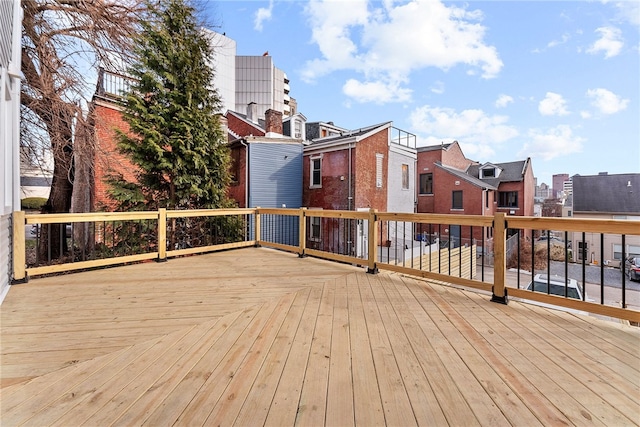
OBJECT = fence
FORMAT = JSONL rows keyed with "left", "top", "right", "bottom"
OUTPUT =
{"left": 11, "top": 209, "right": 640, "bottom": 323}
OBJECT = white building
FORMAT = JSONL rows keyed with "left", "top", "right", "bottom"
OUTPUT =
{"left": 206, "top": 31, "right": 292, "bottom": 121}
{"left": 206, "top": 30, "right": 236, "bottom": 115}
{"left": 0, "top": 0, "right": 23, "bottom": 302}
{"left": 235, "top": 55, "right": 290, "bottom": 120}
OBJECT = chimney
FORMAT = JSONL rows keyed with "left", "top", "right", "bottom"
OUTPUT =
{"left": 246, "top": 102, "right": 258, "bottom": 123}
{"left": 265, "top": 109, "right": 283, "bottom": 135}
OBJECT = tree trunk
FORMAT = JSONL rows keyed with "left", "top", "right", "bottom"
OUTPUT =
{"left": 38, "top": 107, "right": 75, "bottom": 261}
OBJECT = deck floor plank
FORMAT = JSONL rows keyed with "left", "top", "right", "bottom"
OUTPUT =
{"left": 359, "top": 273, "right": 417, "bottom": 427}
{"left": 233, "top": 288, "right": 312, "bottom": 426}
{"left": 325, "top": 275, "right": 355, "bottom": 427}
{"left": 263, "top": 285, "right": 323, "bottom": 426}
{"left": 398, "top": 276, "right": 508, "bottom": 426}
{"left": 452, "top": 286, "right": 613, "bottom": 426}
{"left": 294, "top": 277, "right": 334, "bottom": 426}
{"left": 490, "top": 297, "right": 640, "bottom": 425}
{"left": 156, "top": 297, "right": 288, "bottom": 426}
{"left": 1, "top": 248, "right": 638, "bottom": 426}
{"left": 348, "top": 273, "right": 386, "bottom": 427}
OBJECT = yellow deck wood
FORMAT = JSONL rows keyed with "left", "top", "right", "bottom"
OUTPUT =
{"left": 1, "top": 247, "right": 639, "bottom": 426}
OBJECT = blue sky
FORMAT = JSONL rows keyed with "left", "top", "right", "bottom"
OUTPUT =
{"left": 207, "top": 0, "right": 639, "bottom": 186}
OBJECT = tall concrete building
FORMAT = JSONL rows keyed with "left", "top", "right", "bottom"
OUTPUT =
{"left": 552, "top": 173, "right": 569, "bottom": 198}
{"left": 207, "top": 31, "right": 292, "bottom": 120}
{"left": 206, "top": 30, "right": 237, "bottom": 115}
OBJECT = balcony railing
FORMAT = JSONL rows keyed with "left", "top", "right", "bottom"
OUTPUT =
{"left": 11, "top": 209, "right": 640, "bottom": 323}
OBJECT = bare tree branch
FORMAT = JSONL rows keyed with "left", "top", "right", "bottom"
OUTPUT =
{"left": 21, "top": 0, "right": 144, "bottom": 259}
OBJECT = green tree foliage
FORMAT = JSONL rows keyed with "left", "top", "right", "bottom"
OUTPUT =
{"left": 109, "top": 0, "right": 233, "bottom": 211}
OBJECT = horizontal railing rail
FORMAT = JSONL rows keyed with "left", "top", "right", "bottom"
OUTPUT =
{"left": 11, "top": 209, "right": 640, "bottom": 323}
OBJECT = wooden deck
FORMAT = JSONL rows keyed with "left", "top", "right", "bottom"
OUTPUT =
{"left": 1, "top": 247, "right": 639, "bottom": 426}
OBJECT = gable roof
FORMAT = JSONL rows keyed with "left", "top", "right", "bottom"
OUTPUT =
{"left": 226, "top": 110, "right": 265, "bottom": 134}
{"left": 573, "top": 173, "right": 640, "bottom": 214}
{"left": 305, "top": 122, "right": 392, "bottom": 150}
{"left": 436, "top": 163, "right": 497, "bottom": 190}
{"left": 467, "top": 159, "right": 529, "bottom": 186}
{"left": 416, "top": 143, "right": 453, "bottom": 153}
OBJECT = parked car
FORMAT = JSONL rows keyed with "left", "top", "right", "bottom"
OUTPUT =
{"left": 522, "top": 273, "right": 589, "bottom": 315}
{"left": 525, "top": 273, "right": 583, "bottom": 300}
{"left": 624, "top": 257, "right": 640, "bottom": 282}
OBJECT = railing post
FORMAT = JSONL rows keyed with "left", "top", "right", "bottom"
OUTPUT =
{"left": 491, "top": 212, "right": 508, "bottom": 304}
{"left": 299, "top": 207, "right": 307, "bottom": 257}
{"left": 12, "top": 211, "right": 27, "bottom": 284}
{"left": 157, "top": 208, "right": 167, "bottom": 262}
{"left": 255, "top": 207, "right": 261, "bottom": 247}
{"left": 367, "top": 208, "right": 378, "bottom": 274}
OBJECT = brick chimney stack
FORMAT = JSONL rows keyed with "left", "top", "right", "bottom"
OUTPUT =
{"left": 265, "top": 109, "right": 283, "bottom": 135}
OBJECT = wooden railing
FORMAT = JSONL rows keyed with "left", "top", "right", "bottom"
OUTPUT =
{"left": 11, "top": 208, "right": 640, "bottom": 323}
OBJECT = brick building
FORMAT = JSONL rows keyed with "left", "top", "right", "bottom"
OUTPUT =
{"left": 226, "top": 107, "right": 304, "bottom": 210}
{"left": 303, "top": 122, "right": 416, "bottom": 255}
{"left": 91, "top": 96, "right": 138, "bottom": 211}
{"left": 416, "top": 141, "right": 535, "bottom": 244}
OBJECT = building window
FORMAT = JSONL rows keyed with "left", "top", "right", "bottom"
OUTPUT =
{"left": 294, "top": 120, "right": 302, "bottom": 138}
{"left": 310, "top": 216, "right": 321, "bottom": 241}
{"left": 310, "top": 156, "right": 322, "bottom": 188}
{"left": 419, "top": 173, "right": 433, "bottom": 194}
{"left": 401, "top": 164, "right": 409, "bottom": 189}
{"left": 376, "top": 153, "right": 384, "bottom": 188}
{"left": 498, "top": 191, "right": 518, "bottom": 208}
{"left": 452, "top": 190, "right": 463, "bottom": 209}
{"left": 482, "top": 168, "right": 495, "bottom": 178}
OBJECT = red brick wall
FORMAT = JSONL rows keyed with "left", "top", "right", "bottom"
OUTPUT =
{"left": 265, "top": 109, "right": 282, "bottom": 134}
{"left": 303, "top": 149, "right": 352, "bottom": 210}
{"left": 93, "top": 101, "right": 138, "bottom": 211}
{"left": 227, "top": 143, "right": 247, "bottom": 208}
{"left": 354, "top": 130, "right": 388, "bottom": 211}
{"left": 226, "top": 113, "right": 265, "bottom": 138}
{"left": 522, "top": 160, "right": 535, "bottom": 216}
{"left": 416, "top": 149, "right": 441, "bottom": 213}
{"left": 442, "top": 142, "right": 474, "bottom": 170}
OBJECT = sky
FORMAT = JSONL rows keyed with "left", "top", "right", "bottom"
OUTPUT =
{"left": 206, "top": 0, "right": 639, "bottom": 186}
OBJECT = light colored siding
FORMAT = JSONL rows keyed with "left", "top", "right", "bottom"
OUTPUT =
{"left": 0, "top": 213, "right": 10, "bottom": 302}
{"left": 0, "top": 1, "right": 13, "bottom": 67}
{"left": 387, "top": 146, "right": 416, "bottom": 213}
{"left": 248, "top": 142, "right": 302, "bottom": 246}
{"left": 248, "top": 143, "right": 303, "bottom": 209}
{"left": 1, "top": 0, "right": 22, "bottom": 303}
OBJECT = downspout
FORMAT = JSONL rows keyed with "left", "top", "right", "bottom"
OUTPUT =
{"left": 348, "top": 143, "right": 353, "bottom": 210}
{"left": 348, "top": 142, "right": 353, "bottom": 255}
{"left": 240, "top": 140, "right": 249, "bottom": 208}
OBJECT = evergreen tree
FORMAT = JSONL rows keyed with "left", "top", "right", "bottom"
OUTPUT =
{"left": 109, "top": 0, "right": 232, "bottom": 211}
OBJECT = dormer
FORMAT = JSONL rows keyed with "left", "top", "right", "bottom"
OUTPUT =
{"left": 479, "top": 163, "right": 502, "bottom": 179}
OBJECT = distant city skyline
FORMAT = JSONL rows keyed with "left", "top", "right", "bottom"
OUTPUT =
{"left": 208, "top": 1, "right": 639, "bottom": 185}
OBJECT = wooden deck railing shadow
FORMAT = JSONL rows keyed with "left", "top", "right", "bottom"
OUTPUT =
{"left": 11, "top": 208, "right": 640, "bottom": 323}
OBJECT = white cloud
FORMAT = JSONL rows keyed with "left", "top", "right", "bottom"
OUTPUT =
{"left": 580, "top": 111, "right": 592, "bottom": 119}
{"left": 586, "top": 88, "right": 629, "bottom": 114}
{"left": 430, "top": 81, "right": 445, "bottom": 94}
{"left": 495, "top": 94, "right": 513, "bottom": 108}
{"left": 254, "top": 0, "right": 274, "bottom": 32}
{"left": 547, "top": 33, "right": 570, "bottom": 48}
{"left": 538, "top": 92, "right": 569, "bottom": 116}
{"left": 518, "top": 125, "right": 584, "bottom": 161}
{"left": 409, "top": 105, "right": 519, "bottom": 159}
{"left": 302, "top": 0, "right": 502, "bottom": 104}
{"left": 343, "top": 79, "right": 412, "bottom": 104}
{"left": 587, "top": 27, "right": 623, "bottom": 58}
{"left": 614, "top": 2, "right": 640, "bottom": 26}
